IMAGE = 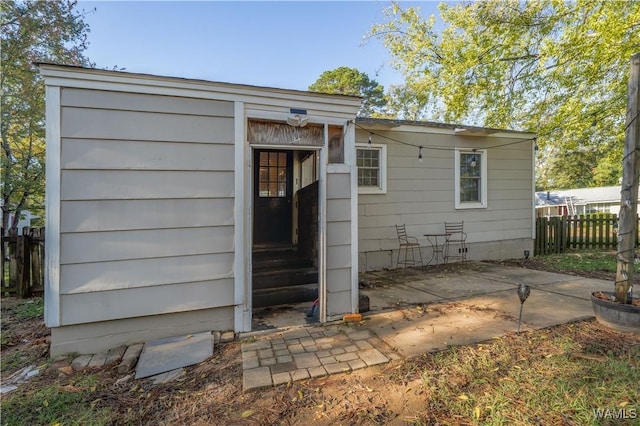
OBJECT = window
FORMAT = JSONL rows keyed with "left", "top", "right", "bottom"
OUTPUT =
{"left": 258, "top": 151, "right": 287, "bottom": 197}
{"left": 356, "top": 144, "right": 387, "bottom": 194}
{"left": 455, "top": 148, "right": 487, "bottom": 209}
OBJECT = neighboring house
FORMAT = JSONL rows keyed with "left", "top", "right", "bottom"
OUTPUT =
{"left": 535, "top": 186, "right": 639, "bottom": 217}
{"left": 3, "top": 210, "right": 41, "bottom": 235}
{"left": 39, "top": 64, "right": 536, "bottom": 355}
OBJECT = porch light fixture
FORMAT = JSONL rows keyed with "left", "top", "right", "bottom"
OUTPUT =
{"left": 470, "top": 149, "right": 478, "bottom": 167}
{"left": 368, "top": 133, "right": 372, "bottom": 149}
{"left": 418, "top": 146, "right": 423, "bottom": 163}
{"left": 287, "top": 108, "right": 308, "bottom": 127}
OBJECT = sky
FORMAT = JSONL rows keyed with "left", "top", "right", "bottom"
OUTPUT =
{"left": 78, "top": 1, "right": 443, "bottom": 91}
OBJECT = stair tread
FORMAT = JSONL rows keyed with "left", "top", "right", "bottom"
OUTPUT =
{"left": 253, "top": 266, "right": 317, "bottom": 276}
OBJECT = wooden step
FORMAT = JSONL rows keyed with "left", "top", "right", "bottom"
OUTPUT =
{"left": 252, "top": 284, "right": 318, "bottom": 309}
{"left": 252, "top": 267, "right": 318, "bottom": 290}
{"left": 252, "top": 249, "right": 314, "bottom": 271}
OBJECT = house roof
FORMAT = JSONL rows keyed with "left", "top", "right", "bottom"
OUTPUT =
{"left": 535, "top": 186, "right": 629, "bottom": 207}
{"left": 36, "top": 62, "right": 362, "bottom": 103}
{"left": 356, "top": 117, "right": 536, "bottom": 138}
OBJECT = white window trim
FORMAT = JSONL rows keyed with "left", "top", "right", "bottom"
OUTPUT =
{"left": 455, "top": 148, "right": 487, "bottom": 209}
{"left": 356, "top": 143, "right": 387, "bottom": 194}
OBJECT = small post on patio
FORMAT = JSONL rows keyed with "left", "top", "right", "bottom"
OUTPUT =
{"left": 517, "top": 283, "right": 531, "bottom": 333}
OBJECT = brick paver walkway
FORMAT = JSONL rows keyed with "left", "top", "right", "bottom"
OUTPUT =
{"left": 241, "top": 324, "right": 400, "bottom": 391}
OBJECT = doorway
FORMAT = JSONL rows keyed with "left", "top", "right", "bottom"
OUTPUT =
{"left": 251, "top": 148, "right": 320, "bottom": 329}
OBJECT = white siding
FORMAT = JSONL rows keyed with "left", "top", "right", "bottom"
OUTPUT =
{"left": 326, "top": 173, "right": 353, "bottom": 316}
{"left": 58, "top": 88, "right": 235, "bottom": 325}
{"left": 50, "top": 306, "right": 234, "bottom": 356}
{"left": 357, "top": 128, "right": 535, "bottom": 271}
{"left": 61, "top": 108, "right": 233, "bottom": 143}
{"left": 61, "top": 199, "right": 234, "bottom": 232}
{"left": 61, "top": 139, "right": 234, "bottom": 171}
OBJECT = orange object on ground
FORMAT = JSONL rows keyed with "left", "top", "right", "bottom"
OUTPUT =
{"left": 343, "top": 313, "right": 362, "bottom": 323}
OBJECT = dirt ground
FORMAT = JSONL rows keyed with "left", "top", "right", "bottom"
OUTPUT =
{"left": 1, "top": 262, "right": 639, "bottom": 425}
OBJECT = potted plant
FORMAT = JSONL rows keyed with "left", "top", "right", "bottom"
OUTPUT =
{"left": 591, "top": 53, "right": 640, "bottom": 334}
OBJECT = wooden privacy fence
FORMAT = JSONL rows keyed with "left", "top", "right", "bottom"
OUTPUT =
{"left": 535, "top": 214, "right": 640, "bottom": 256}
{"left": 1, "top": 227, "right": 45, "bottom": 298}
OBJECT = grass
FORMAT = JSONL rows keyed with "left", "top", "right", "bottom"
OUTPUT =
{"left": 534, "top": 251, "right": 619, "bottom": 273}
{"left": 411, "top": 323, "right": 640, "bottom": 425}
{"left": 14, "top": 297, "right": 44, "bottom": 320}
{"left": 1, "top": 374, "right": 112, "bottom": 426}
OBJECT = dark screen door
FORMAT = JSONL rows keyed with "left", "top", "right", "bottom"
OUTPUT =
{"left": 253, "top": 150, "right": 293, "bottom": 244}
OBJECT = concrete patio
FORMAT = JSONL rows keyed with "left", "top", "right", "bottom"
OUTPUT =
{"left": 241, "top": 261, "right": 607, "bottom": 390}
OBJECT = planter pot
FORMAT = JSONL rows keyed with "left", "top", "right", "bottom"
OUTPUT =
{"left": 591, "top": 291, "right": 640, "bottom": 334}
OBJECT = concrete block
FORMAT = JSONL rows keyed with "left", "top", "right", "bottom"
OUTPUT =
{"left": 319, "top": 356, "right": 337, "bottom": 365}
{"left": 359, "top": 348, "right": 389, "bottom": 366}
{"left": 88, "top": 351, "right": 108, "bottom": 369}
{"left": 220, "top": 331, "right": 235, "bottom": 343}
{"left": 243, "top": 367, "right": 272, "bottom": 391}
{"left": 276, "top": 355, "right": 293, "bottom": 364}
{"left": 308, "top": 366, "right": 327, "bottom": 378}
{"left": 258, "top": 348, "right": 274, "bottom": 359}
{"left": 291, "top": 369, "right": 310, "bottom": 381}
{"left": 347, "top": 330, "right": 372, "bottom": 340}
{"left": 105, "top": 346, "right": 127, "bottom": 366}
{"left": 293, "top": 353, "right": 320, "bottom": 368}
{"left": 272, "top": 372, "right": 291, "bottom": 386}
{"left": 348, "top": 359, "right": 367, "bottom": 370}
{"left": 344, "top": 345, "right": 359, "bottom": 353}
{"left": 288, "top": 344, "right": 305, "bottom": 354}
{"left": 324, "top": 362, "right": 351, "bottom": 375}
{"left": 243, "top": 340, "right": 271, "bottom": 351}
{"left": 118, "top": 343, "right": 143, "bottom": 374}
{"left": 71, "top": 355, "right": 92, "bottom": 372}
{"left": 271, "top": 361, "right": 297, "bottom": 374}
{"left": 260, "top": 357, "right": 276, "bottom": 367}
{"left": 282, "top": 329, "right": 310, "bottom": 340}
{"left": 335, "top": 352, "right": 359, "bottom": 362}
{"left": 355, "top": 340, "right": 373, "bottom": 350}
{"left": 242, "top": 357, "right": 259, "bottom": 370}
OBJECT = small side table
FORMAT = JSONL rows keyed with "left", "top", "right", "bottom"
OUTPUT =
{"left": 423, "top": 233, "right": 451, "bottom": 265}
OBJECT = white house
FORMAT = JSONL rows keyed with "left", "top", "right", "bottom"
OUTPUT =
{"left": 40, "top": 64, "right": 536, "bottom": 355}
{"left": 535, "top": 186, "right": 639, "bottom": 217}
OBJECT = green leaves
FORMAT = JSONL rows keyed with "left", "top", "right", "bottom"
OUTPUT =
{"left": 308, "top": 67, "right": 387, "bottom": 117}
{"left": 370, "top": 0, "right": 640, "bottom": 188}
{"left": 1, "top": 0, "right": 93, "bottom": 228}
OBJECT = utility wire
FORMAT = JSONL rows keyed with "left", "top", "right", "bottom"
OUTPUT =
{"left": 353, "top": 122, "right": 536, "bottom": 153}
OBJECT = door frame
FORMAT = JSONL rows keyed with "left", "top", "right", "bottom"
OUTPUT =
{"left": 247, "top": 143, "right": 325, "bottom": 327}
{"left": 235, "top": 108, "right": 336, "bottom": 332}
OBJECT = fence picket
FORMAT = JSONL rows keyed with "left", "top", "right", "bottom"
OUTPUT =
{"left": 535, "top": 214, "right": 639, "bottom": 255}
{"left": 1, "top": 227, "right": 45, "bottom": 298}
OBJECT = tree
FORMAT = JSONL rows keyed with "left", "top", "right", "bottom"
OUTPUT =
{"left": 370, "top": 1, "right": 640, "bottom": 188}
{"left": 1, "top": 0, "right": 93, "bottom": 230}
{"left": 309, "top": 67, "right": 387, "bottom": 117}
